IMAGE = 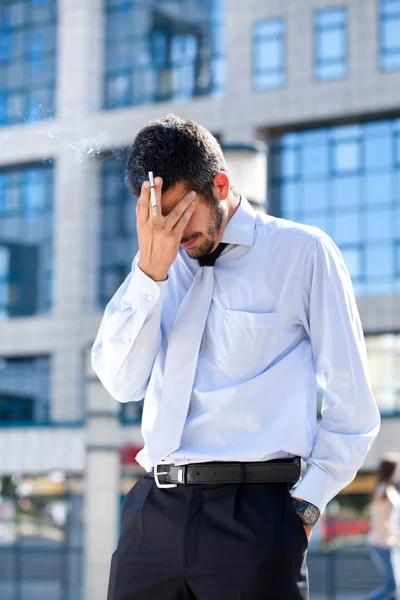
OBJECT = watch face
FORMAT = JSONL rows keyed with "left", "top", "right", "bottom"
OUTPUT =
{"left": 301, "top": 504, "right": 320, "bottom": 526}
{"left": 292, "top": 499, "right": 321, "bottom": 526}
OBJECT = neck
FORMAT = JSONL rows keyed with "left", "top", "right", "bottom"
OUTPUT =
{"left": 226, "top": 190, "right": 241, "bottom": 221}
{"left": 214, "top": 191, "right": 241, "bottom": 246}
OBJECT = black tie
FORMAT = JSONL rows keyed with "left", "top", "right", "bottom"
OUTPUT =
{"left": 198, "top": 242, "right": 228, "bottom": 267}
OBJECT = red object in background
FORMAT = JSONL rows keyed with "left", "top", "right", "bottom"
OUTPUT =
{"left": 120, "top": 444, "right": 143, "bottom": 465}
{"left": 323, "top": 517, "right": 370, "bottom": 542}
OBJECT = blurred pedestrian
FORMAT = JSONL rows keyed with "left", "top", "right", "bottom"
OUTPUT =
{"left": 366, "top": 455, "right": 400, "bottom": 600}
{"left": 92, "top": 115, "right": 381, "bottom": 600}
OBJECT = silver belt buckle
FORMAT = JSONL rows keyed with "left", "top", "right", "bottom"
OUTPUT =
{"left": 154, "top": 461, "right": 178, "bottom": 489}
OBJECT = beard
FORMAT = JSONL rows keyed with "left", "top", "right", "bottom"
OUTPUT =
{"left": 181, "top": 199, "right": 225, "bottom": 260}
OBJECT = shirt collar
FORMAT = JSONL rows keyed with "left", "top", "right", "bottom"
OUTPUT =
{"left": 221, "top": 196, "right": 257, "bottom": 247}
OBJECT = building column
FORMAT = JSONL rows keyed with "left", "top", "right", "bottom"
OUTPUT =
{"left": 51, "top": 0, "right": 105, "bottom": 418}
{"left": 84, "top": 350, "right": 121, "bottom": 600}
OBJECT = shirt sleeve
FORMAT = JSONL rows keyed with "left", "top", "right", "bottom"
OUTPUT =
{"left": 91, "top": 255, "right": 168, "bottom": 403}
{"left": 292, "top": 236, "right": 381, "bottom": 512}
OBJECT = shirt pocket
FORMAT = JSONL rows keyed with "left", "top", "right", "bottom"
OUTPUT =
{"left": 216, "top": 309, "right": 278, "bottom": 381}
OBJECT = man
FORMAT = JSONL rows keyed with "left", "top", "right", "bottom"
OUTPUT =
{"left": 92, "top": 115, "right": 380, "bottom": 599}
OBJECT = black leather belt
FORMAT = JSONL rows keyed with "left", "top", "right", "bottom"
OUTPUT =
{"left": 151, "top": 457, "right": 301, "bottom": 488}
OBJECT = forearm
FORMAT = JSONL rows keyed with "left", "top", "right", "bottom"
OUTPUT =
{"left": 92, "top": 262, "right": 168, "bottom": 402}
{"left": 294, "top": 236, "right": 380, "bottom": 512}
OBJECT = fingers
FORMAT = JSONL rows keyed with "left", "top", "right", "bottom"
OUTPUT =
{"left": 136, "top": 180, "right": 151, "bottom": 224}
{"left": 149, "top": 176, "right": 162, "bottom": 219}
{"left": 165, "top": 190, "right": 196, "bottom": 229}
{"left": 173, "top": 199, "right": 196, "bottom": 236}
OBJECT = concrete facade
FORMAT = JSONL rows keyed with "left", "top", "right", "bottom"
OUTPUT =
{"left": 0, "top": 0, "right": 399, "bottom": 598}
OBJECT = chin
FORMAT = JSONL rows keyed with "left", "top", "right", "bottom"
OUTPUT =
{"left": 185, "top": 247, "right": 202, "bottom": 259}
{"left": 183, "top": 237, "right": 216, "bottom": 260}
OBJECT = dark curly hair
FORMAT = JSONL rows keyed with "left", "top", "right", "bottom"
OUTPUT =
{"left": 125, "top": 114, "right": 227, "bottom": 204}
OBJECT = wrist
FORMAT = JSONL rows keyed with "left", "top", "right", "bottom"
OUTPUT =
{"left": 138, "top": 262, "right": 168, "bottom": 282}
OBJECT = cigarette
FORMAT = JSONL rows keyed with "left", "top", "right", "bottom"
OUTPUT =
{"left": 148, "top": 171, "right": 157, "bottom": 216}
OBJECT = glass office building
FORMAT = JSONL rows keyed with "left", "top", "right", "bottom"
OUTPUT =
{"left": 269, "top": 117, "right": 400, "bottom": 296}
{"left": 104, "top": 0, "right": 225, "bottom": 108}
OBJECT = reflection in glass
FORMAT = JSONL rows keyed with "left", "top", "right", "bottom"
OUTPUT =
{"left": 0, "top": 0, "right": 57, "bottom": 126}
{"left": 105, "top": 0, "right": 225, "bottom": 108}
{"left": 271, "top": 116, "right": 400, "bottom": 296}
{"left": 0, "top": 475, "right": 83, "bottom": 599}
{"left": 100, "top": 153, "right": 138, "bottom": 307}
{"left": 0, "top": 356, "right": 50, "bottom": 423}
{"left": 0, "top": 164, "right": 53, "bottom": 316}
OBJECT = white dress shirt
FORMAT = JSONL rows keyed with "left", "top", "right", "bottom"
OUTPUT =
{"left": 92, "top": 197, "right": 380, "bottom": 512}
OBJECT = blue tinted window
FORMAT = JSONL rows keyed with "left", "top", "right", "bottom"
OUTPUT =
{"left": 364, "top": 208, "right": 393, "bottom": 242}
{"left": 380, "top": 0, "right": 400, "bottom": 70}
{"left": 270, "top": 117, "right": 400, "bottom": 296}
{"left": 99, "top": 153, "right": 137, "bottom": 307}
{"left": 0, "top": 0, "right": 57, "bottom": 126}
{"left": 0, "top": 356, "right": 50, "bottom": 423}
{"left": 0, "top": 163, "right": 53, "bottom": 316}
{"left": 302, "top": 180, "right": 329, "bottom": 212}
{"left": 365, "top": 244, "right": 393, "bottom": 278}
{"left": 314, "top": 7, "right": 347, "bottom": 80}
{"left": 104, "top": 0, "right": 225, "bottom": 109}
{"left": 302, "top": 143, "right": 329, "bottom": 178}
{"left": 333, "top": 211, "right": 360, "bottom": 245}
{"left": 280, "top": 182, "right": 298, "bottom": 217}
{"left": 364, "top": 173, "right": 392, "bottom": 206}
{"left": 396, "top": 242, "right": 400, "bottom": 275}
{"left": 252, "top": 18, "right": 285, "bottom": 90}
{"left": 333, "top": 139, "right": 360, "bottom": 173}
{"left": 341, "top": 246, "right": 362, "bottom": 280}
{"left": 332, "top": 175, "right": 362, "bottom": 208}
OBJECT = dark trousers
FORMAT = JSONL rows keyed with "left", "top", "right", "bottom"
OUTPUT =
{"left": 108, "top": 473, "right": 309, "bottom": 600}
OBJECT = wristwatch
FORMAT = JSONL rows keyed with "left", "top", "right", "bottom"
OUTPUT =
{"left": 291, "top": 499, "right": 321, "bottom": 526}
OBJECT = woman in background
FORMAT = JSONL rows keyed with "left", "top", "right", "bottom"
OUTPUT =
{"left": 366, "top": 455, "right": 400, "bottom": 600}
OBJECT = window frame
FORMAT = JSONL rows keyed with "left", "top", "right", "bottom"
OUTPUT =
{"left": 0, "top": 0, "right": 57, "bottom": 127}
{"left": 379, "top": 0, "right": 400, "bottom": 71}
{"left": 103, "top": 0, "right": 225, "bottom": 109}
{"left": 252, "top": 17, "right": 286, "bottom": 92}
{"left": 0, "top": 162, "right": 54, "bottom": 317}
{"left": 313, "top": 6, "right": 348, "bottom": 82}
{"left": 269, "top": 117, "right": 400, "bottom": 296}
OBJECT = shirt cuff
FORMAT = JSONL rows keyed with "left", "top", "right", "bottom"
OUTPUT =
{"left": 121, "top": 265, "right": 168, "bottom": 315}
{"left": 290, "top": 464, "right": 337, "bottom": 513}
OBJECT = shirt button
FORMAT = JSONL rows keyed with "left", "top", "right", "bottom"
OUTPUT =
{"left": 146, "top": 294, "right": 153, "bottom": 301}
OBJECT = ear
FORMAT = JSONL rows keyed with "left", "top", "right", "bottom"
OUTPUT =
{"left": 213, "top": 172, "right": 230, "bottom": 201}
